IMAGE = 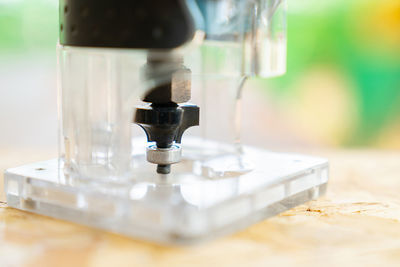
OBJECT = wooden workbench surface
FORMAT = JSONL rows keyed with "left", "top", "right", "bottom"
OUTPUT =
{"left": 1, "top": 149, "right": 400, "bottom": 267}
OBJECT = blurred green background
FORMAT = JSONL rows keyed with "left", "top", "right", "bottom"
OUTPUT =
{"left": 258, "top": 0, "right": 400, "bottom": 148}
{"left": 0, "top": 0, "right": 399, "bottom": 150}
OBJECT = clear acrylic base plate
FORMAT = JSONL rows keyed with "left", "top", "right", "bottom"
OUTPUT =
{"left": 4, "top": 145, "right": 328, "bottom": 245}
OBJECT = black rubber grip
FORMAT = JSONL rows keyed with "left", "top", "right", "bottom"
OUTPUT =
{"left": 59, "top": 0, "right": 195, "bottom": 49}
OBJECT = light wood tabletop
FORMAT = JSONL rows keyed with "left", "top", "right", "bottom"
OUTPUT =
{"left": 1, "top": 149, "right": 400, "bottom": 267}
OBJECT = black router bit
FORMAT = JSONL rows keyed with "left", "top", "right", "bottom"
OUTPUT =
{"left": 134, "top": 54, "right": 199, "bottom": 174}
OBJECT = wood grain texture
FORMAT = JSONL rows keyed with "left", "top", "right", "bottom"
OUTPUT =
{"left": 1, "top": 149, "right": 400, "bottom": 267}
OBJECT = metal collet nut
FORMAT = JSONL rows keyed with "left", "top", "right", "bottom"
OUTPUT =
{"left": 141, "top": 66, "right": 192, "bottom": 104}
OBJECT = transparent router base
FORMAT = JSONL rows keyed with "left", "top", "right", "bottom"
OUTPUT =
{"left": 4, "top": 144, "right": 328, "bottom": 245}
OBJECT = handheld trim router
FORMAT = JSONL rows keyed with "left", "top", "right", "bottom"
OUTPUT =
{"left": 4, "top": 0, "right": 329, "bottom": 244}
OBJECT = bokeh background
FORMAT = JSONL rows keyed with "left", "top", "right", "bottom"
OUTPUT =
{"left": 0, "top": 0, "right": 399, "bottom": 153}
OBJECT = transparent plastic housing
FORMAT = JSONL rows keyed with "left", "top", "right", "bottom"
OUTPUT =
{"left": 244, "top": 0, "right": 287, "bottom": 77}
{"left": 58, "top": 0, "right": 287, "bottom": 181}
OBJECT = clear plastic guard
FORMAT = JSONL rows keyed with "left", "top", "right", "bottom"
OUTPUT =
{"left": 4, "top": 138, "right": 328, "bottom": 245}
